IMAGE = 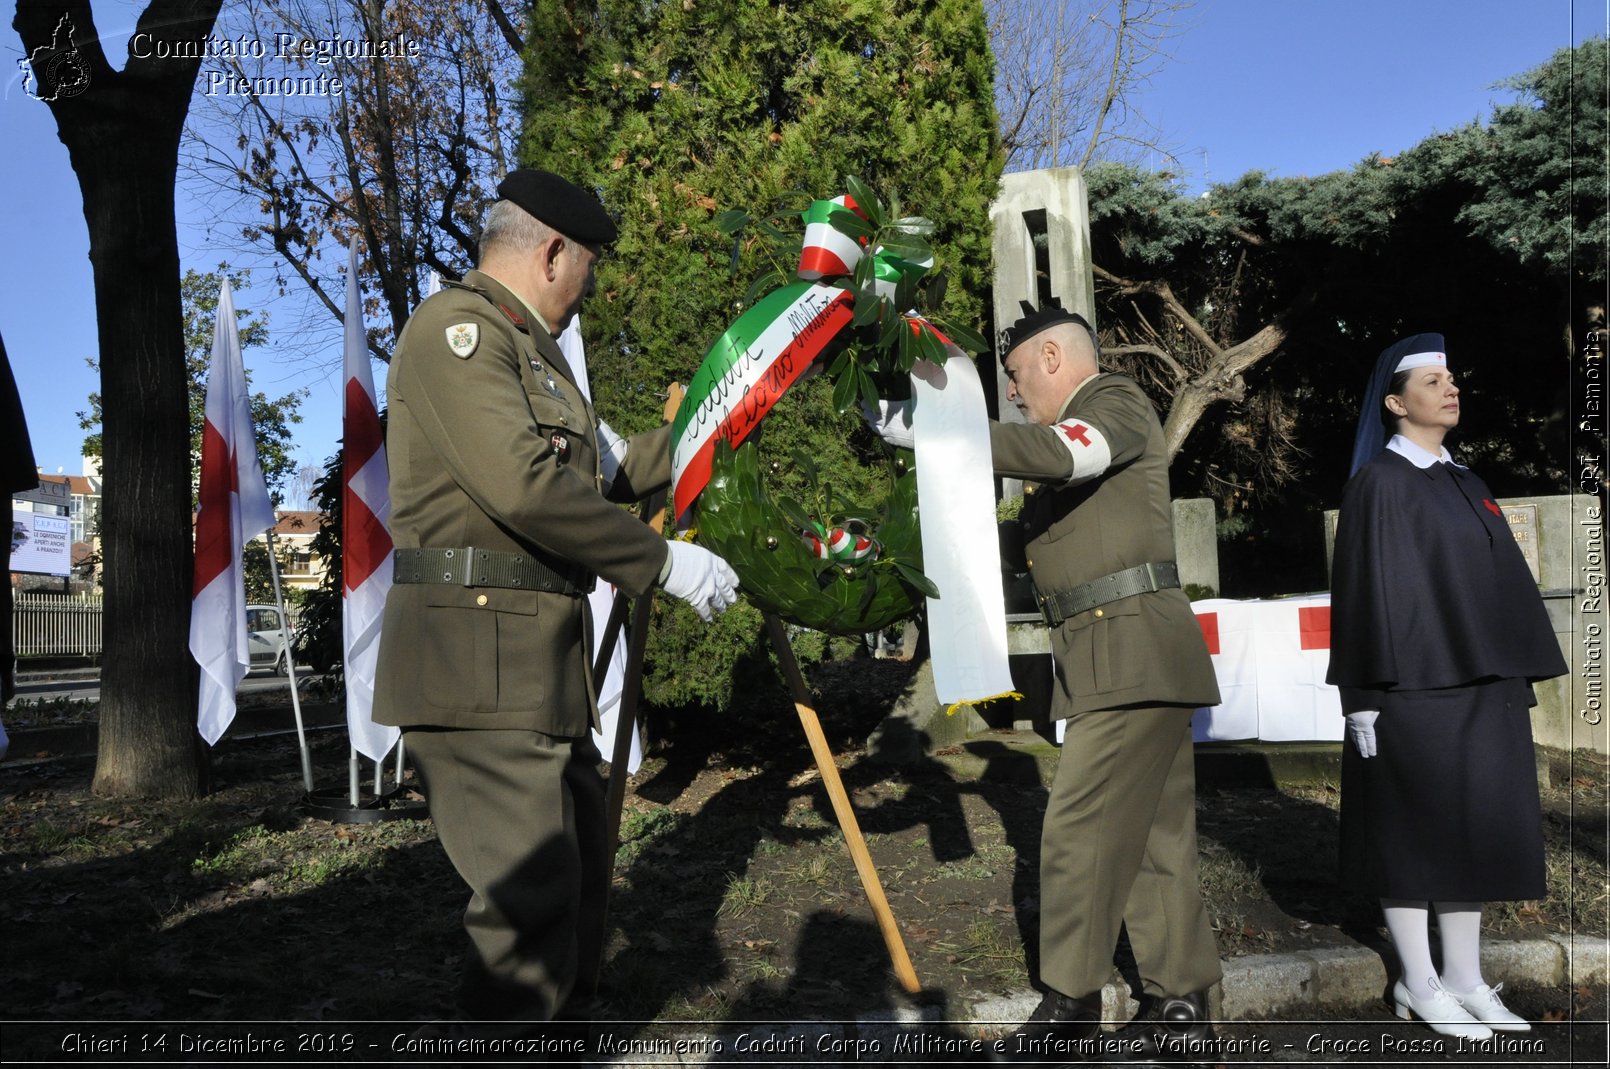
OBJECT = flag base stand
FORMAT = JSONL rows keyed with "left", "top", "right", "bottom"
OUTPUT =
{"left": 299, "top": 785, "right": 428, "bottom": 824}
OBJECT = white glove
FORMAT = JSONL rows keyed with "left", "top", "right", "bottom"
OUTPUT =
{"left": 660, "top": 541, "right": 739, "bottom": 621}
{"left": 596, "top": 420, "right": 628, "bottom": 491}
{"left": 860, "top": 398, "right": 915, "bottom": 449}
{"left": 1346, "top": 710, "right": 1379, "bottom": 759}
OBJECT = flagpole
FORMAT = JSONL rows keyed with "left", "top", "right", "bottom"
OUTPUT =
{"left": 266, "top": 529, "right": 314, "bottom": 792}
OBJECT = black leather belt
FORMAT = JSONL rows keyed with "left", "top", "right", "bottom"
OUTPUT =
{"left": 1037, "top": 561, "right": 1180, "bottom": 626}
{"left": 392, "top": 546, "right": 593, "bottom": 595}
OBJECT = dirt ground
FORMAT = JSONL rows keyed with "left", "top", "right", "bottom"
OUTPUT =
{"left": 2, "top": 658, "right": 1606, "bottom": 1045}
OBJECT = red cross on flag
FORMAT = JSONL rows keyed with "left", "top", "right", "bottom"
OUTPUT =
{"left": 342, "top": 237, "right": 399, "bottom": 762}
{"left": 191, "top": 280, "right": 277, "bottom": 745}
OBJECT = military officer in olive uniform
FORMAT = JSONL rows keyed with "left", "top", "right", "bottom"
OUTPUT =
{"left": 988, "top": 301, "right": 1221, "bottom": 1060}
{"left": 870, "top": 300, "right": 1221, "bottom": 1062}
{"left": 373, "top": 170, "right": 738, "bottom": 1026}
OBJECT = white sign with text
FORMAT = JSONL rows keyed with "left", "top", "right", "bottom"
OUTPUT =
{"left": 10, "top": 510, "right": 71, "bottom": 576}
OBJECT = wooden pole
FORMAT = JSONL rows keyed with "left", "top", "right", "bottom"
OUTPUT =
{"left": 762, "top": 611, "right": 922, "bottom": 994}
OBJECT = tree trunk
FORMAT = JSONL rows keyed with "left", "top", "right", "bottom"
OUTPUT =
{"left": 15, "top": 0, "right": 224, "bottom": 798}
{"left": 1093, "top": 262, "right": 1317, "bottom": 461}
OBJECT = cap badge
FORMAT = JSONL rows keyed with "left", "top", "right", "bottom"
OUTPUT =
{"left": 446, "top": 323, "right": 479, "bottom": 358}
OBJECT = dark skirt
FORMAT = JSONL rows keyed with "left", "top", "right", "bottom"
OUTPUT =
{"left": 1339, "top": 676, "right": 1546, "bottom": 901}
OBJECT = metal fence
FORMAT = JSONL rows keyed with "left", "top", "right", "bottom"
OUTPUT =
{"left": 12, "top": 593, "right": 103, "bottom": 656}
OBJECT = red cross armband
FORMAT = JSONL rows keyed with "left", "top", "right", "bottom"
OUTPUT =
{"left": 1052, "top": 418, "right": 1114, "bottom": 485}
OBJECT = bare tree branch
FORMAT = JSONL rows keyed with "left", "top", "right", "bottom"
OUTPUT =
{"left": 1093, "top": 259, "right": 1318, "bottom": 459}
{"left": 987, "top": 0, "right": 1192, "bottom": 172}
{"left": 483, "top": 0, "right": 523, "bottom": 52}
{"left": 1078, "top": 0, "right": 1129, "bottom": 168}
{"left": 1103, "top": 341, "right": 1188, "bottom": 383}
{"left": 1094, "top": 262, "right": 1223, "bottom": 357}
{"left": 181, "top": 0, "right": 522, "bottom": 360}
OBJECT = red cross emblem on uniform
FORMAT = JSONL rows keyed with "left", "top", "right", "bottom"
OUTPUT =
{"left": 1060, "top": 422, "right": 1092, "bottom": 447}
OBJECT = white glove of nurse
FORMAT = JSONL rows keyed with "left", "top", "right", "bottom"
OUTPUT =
{"left": 860, "top": 398, "right": 915, "bottom": 450}
{"left": 1346, "top": 710, "right": 1379, "bottom": 759}
{"left": 660, "top": 541, "right": 739, "bottom": 622}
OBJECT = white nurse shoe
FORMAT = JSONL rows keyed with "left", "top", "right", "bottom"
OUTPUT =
{"left": 1393, "top": 979, "right": 1494, "bottom": 1040}
{"left": 1444, "top": 982, "right": 1531, "bottom": 1031}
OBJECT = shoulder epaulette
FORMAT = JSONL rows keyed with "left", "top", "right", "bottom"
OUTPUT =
{"left": 440, "top": 279, "right": 530, "bottom": 331}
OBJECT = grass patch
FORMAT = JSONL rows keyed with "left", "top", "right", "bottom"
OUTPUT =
{"left": 930, "top": 854, "right": 998, "bottom": 881}
{"left": 931, "top": 919, "right": 1024, "bottom": 986}
{"left": 783, "top": 803, "right": 831, "bottom": 830}
{"left": 717, "top": 873, "right": 774, "bottom": 917}
{"left": 3, "top": 695, "right": 99, "bottom": 727}
{"left": 786, "top": 854, "right": 839, "bottom": 888}
{"left": 191, "top": 825, "right": 274, "bottom": 877}
{"left": 615, "top": 805, "right": 688, "bottom": 866}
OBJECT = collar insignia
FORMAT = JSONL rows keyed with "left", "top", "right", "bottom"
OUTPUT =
{"left": 529, "top": 358, "right": 566, "bottom": 400}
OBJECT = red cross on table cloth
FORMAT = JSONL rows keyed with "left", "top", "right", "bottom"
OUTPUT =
{"left": 1194, "top": 604, "right": 1331, "bottom": 656}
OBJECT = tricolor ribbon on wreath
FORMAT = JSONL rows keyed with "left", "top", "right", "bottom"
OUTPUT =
{"left": 669, "top": 186, "right": 1017, "bottom": 711}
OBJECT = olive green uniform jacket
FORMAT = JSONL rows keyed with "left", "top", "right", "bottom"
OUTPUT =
{"left": 373, "top": 270, "right": 672, "bottom": 738}
{"left": 989, "top": 372, "right": 1219, "bottom": 715}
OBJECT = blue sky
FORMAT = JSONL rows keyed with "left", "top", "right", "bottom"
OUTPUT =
{"left": 2, "top": 0, "right": 1604, "bottom": 505}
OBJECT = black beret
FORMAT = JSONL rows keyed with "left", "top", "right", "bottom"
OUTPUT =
{"left": 1000, "top": 297, "right": 1094, "bottom": 365}
{"left": 496, "top": 169, "right": 618, "bottom": 245}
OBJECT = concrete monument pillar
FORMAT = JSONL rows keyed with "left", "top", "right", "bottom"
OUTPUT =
{"left": 989, "top": 169, "right": 1099, "bottom": 501}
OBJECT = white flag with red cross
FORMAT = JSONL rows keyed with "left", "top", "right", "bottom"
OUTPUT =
{"left": 342, "top": 237, "right": 400, "bottom": 762}
{"left": 191, "top": 280, "right": 276, "bottom": 745}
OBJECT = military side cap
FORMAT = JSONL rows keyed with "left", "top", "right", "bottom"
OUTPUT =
{"left": 496, "top": 169, "right": 618, "bottom": 245}
{"left": 1001, "top": 297, "right": 1093, "bottom": 364}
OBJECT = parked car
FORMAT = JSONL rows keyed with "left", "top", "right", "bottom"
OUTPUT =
{"left": 245, "top": 604, "right": 294, "bottom": 675}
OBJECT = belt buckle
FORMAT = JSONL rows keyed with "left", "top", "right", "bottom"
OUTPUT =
{"left": 1141, "top": 561, "right": 1159, "bottom": 590}
{"left": 1038, "top": 591, "right": 1060, "bottom": 627}
{"left": 454, "top": 545, "right": 477, "bottom": 586}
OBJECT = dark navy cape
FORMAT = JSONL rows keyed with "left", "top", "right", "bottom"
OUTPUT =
{"left": 1326, "top": 449, "right": 1566, "bottom": 710}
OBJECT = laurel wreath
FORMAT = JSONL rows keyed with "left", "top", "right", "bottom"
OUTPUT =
{"left": 690, "top": 178, "right": 986, "bottom": 635}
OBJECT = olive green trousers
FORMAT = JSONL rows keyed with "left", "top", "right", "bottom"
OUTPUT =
{"left": 1038, "top": 705, "right": 1222, "bottom": 1000}
{"left": 407, "top": 727, "right": 608, "bottom": 1021}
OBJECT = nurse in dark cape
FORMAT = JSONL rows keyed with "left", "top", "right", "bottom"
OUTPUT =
{"left": 1327, "top": 333, "right": 1566, "bottom": 1040}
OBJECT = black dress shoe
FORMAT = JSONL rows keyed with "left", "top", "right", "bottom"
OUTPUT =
{"left": 990, "top": 990, "right": 1105, "bottom": 1064}
{"left": 1113, "top": 990, "right": 1213, "bottom": 1061}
